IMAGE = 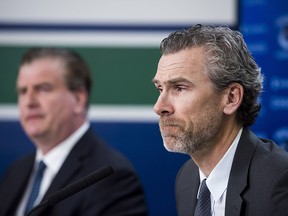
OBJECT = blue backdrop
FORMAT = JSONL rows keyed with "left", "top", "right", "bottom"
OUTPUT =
{"left": 241, "top": 0, "right": 288, "bottom": 150}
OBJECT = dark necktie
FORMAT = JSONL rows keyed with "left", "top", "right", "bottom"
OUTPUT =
{"left": 25, "top": 161, "right": 46, "bottom": 214}
{"left": 194, "top": 179, "right": 211, "bottom": 216}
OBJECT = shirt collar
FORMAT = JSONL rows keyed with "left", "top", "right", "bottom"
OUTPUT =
{"left": 36, "top": 121, "right": 90, "bottom": 174}
{"left": 199, "top": 127, "right": 243, "bottom": 202}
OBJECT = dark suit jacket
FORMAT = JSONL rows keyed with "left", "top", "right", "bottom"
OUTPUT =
{"left": 175, "top": 128, "right": 288, "bottom": 216}
{"left": 0, "top": 127, "right": 148, "bottom": 216}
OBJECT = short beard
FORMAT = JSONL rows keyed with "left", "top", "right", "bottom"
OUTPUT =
{"left": 159, "top": 112, "right": 222, "bottom": 156}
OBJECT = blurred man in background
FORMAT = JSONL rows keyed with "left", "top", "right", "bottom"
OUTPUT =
{"left": 0, "top": 47, "right": 147, "bottom": 216}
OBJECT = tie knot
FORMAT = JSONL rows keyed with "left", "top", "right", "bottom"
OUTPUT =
{"left": 37, "top": 161, "right": 46, "bottom": 174}
{"left": 199, "top": 179, "right": 210, "bottom": 198}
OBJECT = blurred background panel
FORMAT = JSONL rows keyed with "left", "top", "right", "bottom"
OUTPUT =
{"left": 1, "top": 0, "right": 288, "bottom": 215}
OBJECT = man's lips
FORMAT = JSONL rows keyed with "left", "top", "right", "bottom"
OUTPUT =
{"left": 161, "top": 123, "right": 179, "bottom": 127}
{"left": 159, "top": 120, "right": 180, "bottom": 127}
{"left": 159, "top": 119, "right": 183, "bottom": 135}
{"left": 25, "top": 114, "right": 43, "bottom": 121}
{"left": 160, "top": 124, "right": 180, "bottom": 134}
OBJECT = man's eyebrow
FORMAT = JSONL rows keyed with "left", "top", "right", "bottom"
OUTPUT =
{"left": 167, "top": 78, "right": 192, "bottom": 84}
{"left": 152, "top": 77, "right": 192, "bottom": 85}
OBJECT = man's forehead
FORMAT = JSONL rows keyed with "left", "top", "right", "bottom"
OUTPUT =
{"left": 153, "top": 72, "right": 191, "bottom": 85}
{"left": 154, "top": 64, "right": 199, "bottom": 84}
{"left": 158, "top": 54, "right": 193, "bottom": 70}
{"left": 154, "top": 48, "right": 206, "bottom": 83}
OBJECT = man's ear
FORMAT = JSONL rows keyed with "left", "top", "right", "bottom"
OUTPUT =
{"left": 73, "top": 88, "right": 88, "bottom": 114}
{"left": 223, "top": 83, "right": 244, "bottom": 115}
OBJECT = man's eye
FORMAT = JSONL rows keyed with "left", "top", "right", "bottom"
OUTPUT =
{"left": 176, "top": 86, "right": 185, "bottom": 92}
{"left": 38, "top": 84, "right": 52, "bottom": 92}
{"left": 17, "top": 88, "right": 26, "bottom": 96}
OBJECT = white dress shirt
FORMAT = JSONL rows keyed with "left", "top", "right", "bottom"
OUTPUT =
{"left": 16, "top": 121, "right": 89, "bottom": 216}
{"left": 198, "top": 128, "right": 243, "bottom": 216}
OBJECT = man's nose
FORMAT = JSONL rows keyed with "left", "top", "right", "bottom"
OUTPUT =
{"left": 24, "top": 90, "right": 38, "bottom": 107}
{"left": 153, "top": 92, "right": 174, "bottom": 116}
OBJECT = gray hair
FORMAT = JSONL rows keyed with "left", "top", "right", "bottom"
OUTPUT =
{"left": 160, "top": 24, "right": 264, "bottom": 126}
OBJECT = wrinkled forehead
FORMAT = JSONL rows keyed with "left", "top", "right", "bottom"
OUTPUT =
{"left": 153, "top": 48, "right": 207, "bottom": 84}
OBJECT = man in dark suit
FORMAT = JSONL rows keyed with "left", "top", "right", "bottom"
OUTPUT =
{"left": 152, "top": 24, "right": 288, "bottom": 216}
{"left": 0, "top": 48, "right": 147, "bottom": 216}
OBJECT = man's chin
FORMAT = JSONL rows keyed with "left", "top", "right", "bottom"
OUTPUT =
{"left": 25, "top": 129, "right": 44, "bottom": 139}
{"left": 163, "top": 140, "right": 187, "bottom": 154}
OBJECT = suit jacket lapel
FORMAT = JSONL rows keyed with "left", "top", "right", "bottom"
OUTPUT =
{"left": 176, "top": 160, "right": 200, "bottom": 216}
{"left": 225, "top": 128, "right": 258, "bottom": 216}
{"left": 190, "top": 170, "right": 200, "bottom": 214}
{"left": 43, "top": 152, "right": 83, "bottom": 197}
{"left": 42, "top": 128, "right": 93, "bottom": 200}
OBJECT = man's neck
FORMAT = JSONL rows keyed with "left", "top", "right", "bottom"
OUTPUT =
{"left": 192, "top": 124, "right": 242, "bottom": 177}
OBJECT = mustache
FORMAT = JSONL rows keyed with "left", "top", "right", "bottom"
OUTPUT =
{"left": 159, "top": 118, "right": 182, "bottom": 127}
